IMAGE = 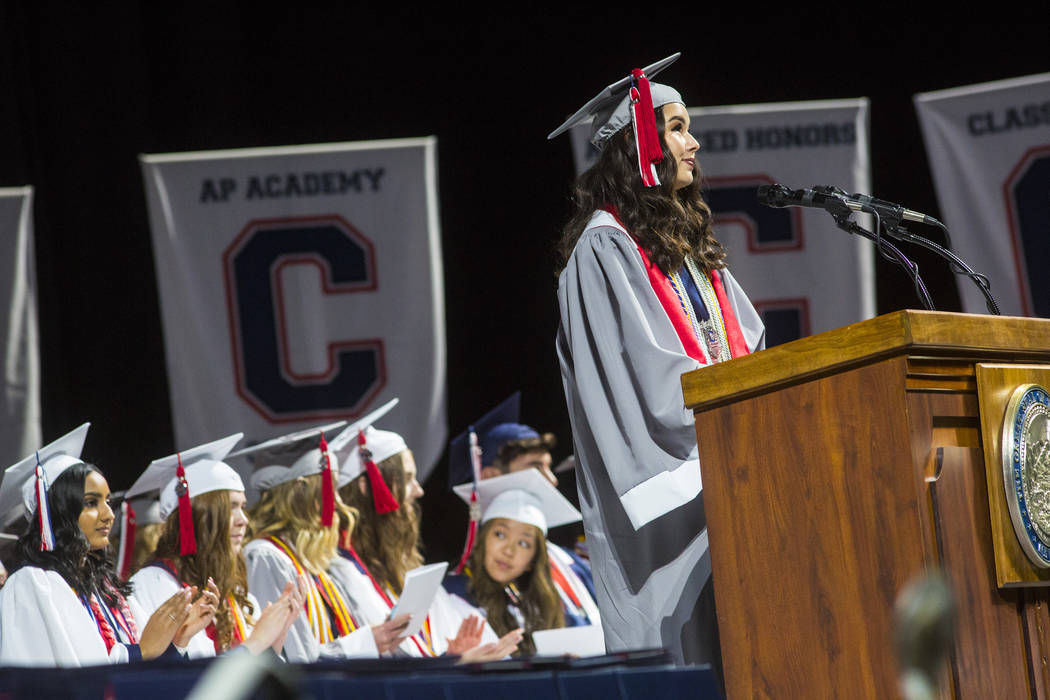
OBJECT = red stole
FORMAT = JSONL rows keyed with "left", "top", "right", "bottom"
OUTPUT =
{"left": 602, "top": 207, "right": 750, "bottom": 363}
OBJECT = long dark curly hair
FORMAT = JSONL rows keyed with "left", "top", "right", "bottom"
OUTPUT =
{"left": 151, "top": 489, "right": 254, "bottom": 652}
{"left": 13, "top": 462, "right": 132, "bottom": 609}
{"left": 466, "top": 519, "right": 564, "bottom": 657}
{"left": 556, "top": 106, "right": 726, "bottom": 276}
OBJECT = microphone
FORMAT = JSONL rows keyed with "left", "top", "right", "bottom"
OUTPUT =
{"left": 756, "top": 184, "right": 859, "bottom": 216}
{"left": 757, "top": 184, "right": 943, "bottom": 228}
{"left": 849, "top": 192, "right": 943, "bottom": 227}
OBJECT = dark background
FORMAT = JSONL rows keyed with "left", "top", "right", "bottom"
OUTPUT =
{"left": 1, "top": 4, "right": 1047, "bottom": 561}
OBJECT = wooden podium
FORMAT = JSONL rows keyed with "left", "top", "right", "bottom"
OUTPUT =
{"left": 682, "top": 310, "right": 1050, "bottom": 699}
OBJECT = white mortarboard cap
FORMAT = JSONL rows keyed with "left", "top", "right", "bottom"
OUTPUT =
{"left": 295, "top": 399, "right": 402, "bottom": 488}
{"left": 453, "top": 469, "right": 581, "bottom": 536}
{"left": 246, "top": 465, "right": 291, "bottom": 493}
{"left": 249, "top": 465, "right": 294, "bottom": 494}
{"left": 337, "top": 427, "right": 407, "bottom": 488}
{"left": 326, "top": 399, "right": 402, "bottom": 515}
{"left": 125, "top": 433, "right": 244, "bottom": 520}
{"left": 157, "top": 460, "right": 243, "bottom": 521}
{"left": 126, "top": 433, "right": 244, "bottom": 557}
{"left": 0, "top": 423, "right": 91, "bottom": 523}
{"left": 228, "top": 421, "right": 348, "bottom": 492}
{"left": 547, "top": 53, "right": 682, "bottom": 149}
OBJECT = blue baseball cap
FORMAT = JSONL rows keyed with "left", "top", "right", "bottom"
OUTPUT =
{"left": 480, "top": 423, "right": 540, "bottom": 466}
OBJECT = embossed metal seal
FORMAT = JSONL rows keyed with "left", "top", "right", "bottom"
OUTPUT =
{"left": 1002, "top": 384, "right": 1050, "bottom": 568}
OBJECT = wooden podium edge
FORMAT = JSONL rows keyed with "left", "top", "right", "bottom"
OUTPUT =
{"left": 683, "top": 310, "right": 1050, "bottom": 412}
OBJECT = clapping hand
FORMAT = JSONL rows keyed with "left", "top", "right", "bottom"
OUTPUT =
{"left": 457, "top": 627, "right": 524, "bottom": 663}
{"left": 139, "top": 588, "right": 193, "bottom": 659}
{"left": 174, "top": 579, "right": 220, "bottom": 648}
{"left": 445, "top": 615, "right": 484, "bottom": 655}
{"left": 241, "top": 574, "right": 306, "bottom": 655}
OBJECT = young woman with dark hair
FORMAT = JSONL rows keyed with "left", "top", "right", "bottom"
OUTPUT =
{"left": 444, "top": 472, "right": 580, "bottom": 657}
{"left": 447, "top": 517, "right": 562, "bottom": 657}
{"left": 556, "top": 104, "right": 725, "bottom": 278}
{"left": 0, "top": 427, "right": 215, "bottom": 666}
{"left": 551, "top": 55, "right": 765, "bottom": 666}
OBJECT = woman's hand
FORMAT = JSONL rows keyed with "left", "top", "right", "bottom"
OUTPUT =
{"left": 445, "top": 615, "right": 484, "bottom": 655}
{"left": 457, "top": 627, "right": 524, "bottom": 663}
{"left": 138, "top": 588, "right": 193, "bottom": 659}
{"left": 270, "top": 573, "right": 309, "bottom": 653}
{"left": 174, "top": 579, "right": 220, "bottom": 648}
{"left": 242, "top": 577, "right": 305, "bottom": 656}
{"left": 241, "top": 585, "right": 292, "bottom": 655}
{"left": 370, "top": 613, "right": 411, "bottom": 654}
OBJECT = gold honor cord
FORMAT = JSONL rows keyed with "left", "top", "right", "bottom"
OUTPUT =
{"left": 670, "top": 257, "right": 731, "bottom": 363}
{"left": 266, "top": 536, "right": 331, "bottom": 642}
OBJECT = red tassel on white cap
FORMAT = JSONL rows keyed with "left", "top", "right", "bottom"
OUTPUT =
{"left": 319, "top": 432, "right": 336, "bottom": 527}
{"left": 176, "top": 454, "right": 196, "bottom": 556}
{"left": 357, "top": 430, "right": 399, "bottom": 515}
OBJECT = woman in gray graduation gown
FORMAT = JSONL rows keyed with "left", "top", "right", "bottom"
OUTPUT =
{"left": 549, "top": 54, "right": 765, "bottom": 667}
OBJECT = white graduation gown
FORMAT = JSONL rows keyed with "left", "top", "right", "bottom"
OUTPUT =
{"left": 242, "top": 538, "right": 378, "bottom": 662}
{"left": 327, "top": 554, "right": 420, "bottom": 657}
{"left": 0, "top": 566, "right": 145, "bottom": 667}
{"left": 428, "top": 585, "right": 499, "bottom": 656}
{"left": 328, "top": 554, "right": 498, "bottom": 657}
{"left": 129, "top": 564, "right": 261, "bottom": 659}
{"left": 556, "top": 211, "right": 765, "bottom": 665}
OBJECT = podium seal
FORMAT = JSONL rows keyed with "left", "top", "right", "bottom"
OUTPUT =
{"left": 1002, "top": 384, "right": 1050, "bottom": 568}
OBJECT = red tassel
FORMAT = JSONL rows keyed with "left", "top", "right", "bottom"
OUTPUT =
{"left": 632, "top": 70, "right": 664, "bottom": 164}
{"left": 630, "top": 69, "right": 663, "bottom": 187}
{"left": 357, "top": 430, "right": 399, "bottom": 515}
{"left": 118, "top": 502, "right": 137, "bottom": 580}
{"left": 176, "top": 454, "right": 196, "bottom": 556}
{"left": 319, "top": 432, "right": 336, "bottom": 527}
{"left": 453, "top": 491, "right": 480, "bottom": 575}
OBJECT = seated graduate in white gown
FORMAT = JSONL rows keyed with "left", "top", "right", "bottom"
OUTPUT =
{"left": 446, "top": 470, "right": 588, "bottom": 657}
{"left": 125, "top": 433, "right": 303, "bottom": 659}
{"left": 0, "top": 423, "right": 213, "bottom": 666}
{"left": 230, "top": 423, "right": 409, "bottom": 662}
{"left": 330, "top": 400, "right": 519, "bottom": 660}
{"left": 449, "top": 394, "right": 602, "bottom": 630}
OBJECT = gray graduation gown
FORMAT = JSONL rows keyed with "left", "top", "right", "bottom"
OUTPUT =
{"left": 556, "top": 210, "right": 764, "bottom": 665}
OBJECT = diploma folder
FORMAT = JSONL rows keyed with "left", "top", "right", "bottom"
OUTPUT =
{"left": 532, "top": 624, "right": 606, "bottom": 657}
{"left": 389, "top": 562, "right": 449, "bottom": 637}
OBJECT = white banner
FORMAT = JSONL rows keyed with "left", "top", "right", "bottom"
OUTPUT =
{"left": 141, "top": 139, "right": 446, "bottom": 479}
{"left": 570, "top": 99, "right": 875, "bottom": 344}
{"left": 915, "top": 73, "right": 1050, "bottom": 317}
{"left": 0, "top": 187, "right": 41, "bottom": 469}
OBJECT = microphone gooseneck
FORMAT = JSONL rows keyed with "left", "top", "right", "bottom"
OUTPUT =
{"left": 756, "top": 183, "right": 1000, "bottom": 315}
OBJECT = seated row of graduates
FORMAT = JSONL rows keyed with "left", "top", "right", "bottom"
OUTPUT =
{"left": 0, "top": 397, "right": 601, "bottom": 666}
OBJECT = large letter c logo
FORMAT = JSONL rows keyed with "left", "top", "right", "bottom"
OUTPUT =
{"left": 222, "top": 215, "right": 386, "bottom": 422}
